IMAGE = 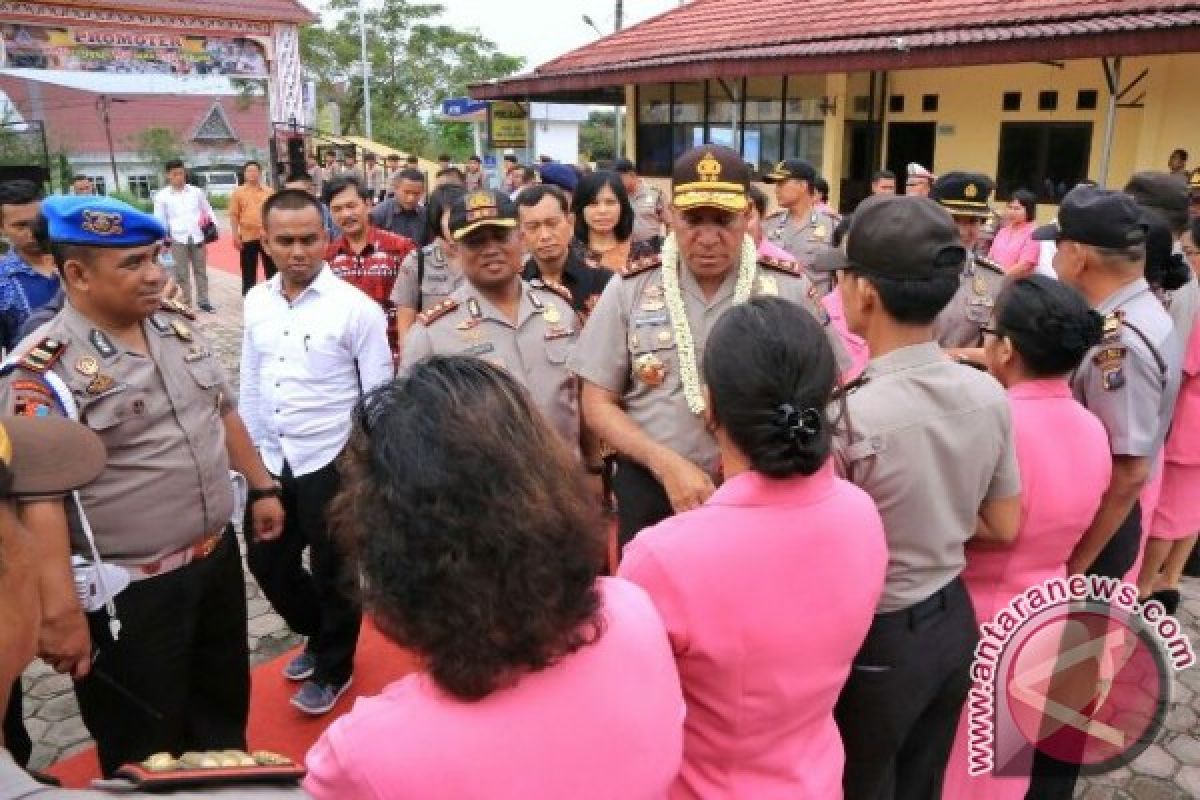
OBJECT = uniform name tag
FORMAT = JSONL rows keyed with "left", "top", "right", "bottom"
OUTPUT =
{"left": 464, "top": 342, "right": 495, "bottom": 356}
{"left": 634, "top": 313, "right": 669, "bottom": 327}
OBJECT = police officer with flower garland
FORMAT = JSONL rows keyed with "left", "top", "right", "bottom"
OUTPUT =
{"left": 572, "top": 145, "right": 847, "bottom": 547}
{"left": 0, "top": 196, "right": 284, "bottom": 777}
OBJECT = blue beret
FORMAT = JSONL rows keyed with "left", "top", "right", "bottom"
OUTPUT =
{"left": 42, "top": 195, "right": 166, "bottom": 247}
{"left": 538, "top": 163, "right": 579, "bottom": 193}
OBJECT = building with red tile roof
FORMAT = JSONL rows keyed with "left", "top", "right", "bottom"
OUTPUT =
{"left": 473, "top": 0, "right": 1200, "bottom": 210}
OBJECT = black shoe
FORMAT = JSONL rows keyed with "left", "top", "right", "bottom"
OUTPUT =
{"left": 198, "top": 302, "right": 216, "bottom": 313}
{"left": 1150, "top": 589, "right": 1181, "bottom": 615}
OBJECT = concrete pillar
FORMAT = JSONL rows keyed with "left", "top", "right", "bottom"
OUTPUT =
{"left": 822, "top": 73, "right": 848, "bottom": 209}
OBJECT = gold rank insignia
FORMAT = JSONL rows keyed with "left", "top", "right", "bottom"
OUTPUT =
{"left": 973, "top": 274, "right": 988, "bottom": 295}
{"left": 656, "top": 330, "right": 673, "bottom": 346}
{"left": 456, "top": 317, "right": 479, "bottom": 330}
{"left": 757, "top": 275, "right": 779, "bottom": 296}
{"left": 642, "top": 285, "right": 664, "bottom": 299}
{"left": 964, "top": 183, "right": 978, "bottom": 198}
{"left": 75, "top": 356, "right": 99, "bottom": 377}
{"left": 543, "top": 303, "right": 562, "bottom": 325}
{"left": 812, "top": 225, "right": 827, "bottom": 240}
{"left": 170, "top": 320, "right": 192, "bottom": 342}
{"left": 86, "top": 374, "right": 115, "bottom": 396}
{"left": 696, "top": 151, "right": 722, "bottom": 182}
{"left": 634, "top": 353, "right": 667, "bottom": 386}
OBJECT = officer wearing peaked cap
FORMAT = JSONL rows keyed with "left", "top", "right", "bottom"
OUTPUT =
{"left": 400, "top": 189, "right": 591, "bottom": 461}
{"left": 571, "top": 145, "right": 849, "bottom": 547}
{"left": 762, "top": 159, "right": 839, "bottom": 295}
{"left": 0, "top": 195, "right": 284, "bottom": 776}
{"left": 930, "top": 171, "right": 1008, "bottom": 350}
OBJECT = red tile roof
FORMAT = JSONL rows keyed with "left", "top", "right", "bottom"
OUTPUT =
{"left": 44, "top": 0, "right": 316, "bottom": 25}
{"left": 0, "top": 74, "right": 269, "bottom": 158}
{"left": 473, "top": 0, "right": 1200, "bottom": 99}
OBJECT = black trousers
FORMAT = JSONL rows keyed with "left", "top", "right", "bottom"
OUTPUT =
{"left": 1024, "top": 502, "right": 1142, "bottom": 800}
{"left": 75, "top": 528, "right": 249, "bottom": 777}
{"left": 239, "top": 239, "right": 276, "bottom": 295}
{"left": 611, "top": 458, "right": 674, "bottom": 549}
{"left": 244, "top": 459, "right": 360, "bottom": 687}
{"left": 836, "top": 577, "right": 978, "bottom": 800}
{"left": 3, "top": 683, "right": 30, "bottom": 766}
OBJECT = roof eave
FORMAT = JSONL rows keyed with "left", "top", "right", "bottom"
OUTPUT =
{"left": 470, "top": 25, "right": 1200, "bottom": 100}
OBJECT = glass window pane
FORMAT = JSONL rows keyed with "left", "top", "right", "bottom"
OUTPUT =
{"left": 745, "top": 76, "right": 783, "bottom": 122}
{"left": 673, "top": 81, "right": 704, "bottom": 124}
{"left": 785, "top": 74, "right": 824, "bottom": 121}
{"left": 746, "top": 123, "right": 781, "bottom": 176}
{"left": 638, "top": 83, "right": 670, "bottom": 125}
{"left": 784, "top": 122, "right": 824, "bottom": 166}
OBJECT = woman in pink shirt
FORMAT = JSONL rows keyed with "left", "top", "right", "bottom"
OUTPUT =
{"left": 305, "top": 356, "right": 684, "bottom": 800}
{"left": 988, "top": 189, "right": 1040, "bottom": 275}
{"left": 620, "top": 296, "right": 888, "bottom": 799}
{"left": 944, "top": 276, "right": 1111, "bottom": 800}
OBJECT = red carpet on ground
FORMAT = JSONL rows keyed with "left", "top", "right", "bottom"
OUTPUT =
{"left": 46, "top": 622, "right": 418, "bottom": 788}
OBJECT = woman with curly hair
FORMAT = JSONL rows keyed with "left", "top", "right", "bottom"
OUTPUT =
{"left": 304, "top": 356, "right": 684, "bottom": 800}
{"left": 619, "top": 296, "right": 888, "bottom": 799}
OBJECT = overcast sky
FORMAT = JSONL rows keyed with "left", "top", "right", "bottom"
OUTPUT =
{"left": 299, "top": 0, "right": 681, "bottom": 70}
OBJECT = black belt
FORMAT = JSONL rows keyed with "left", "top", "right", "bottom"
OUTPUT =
{"left": 879, "top": 577, "right": 964, "bottom": 628}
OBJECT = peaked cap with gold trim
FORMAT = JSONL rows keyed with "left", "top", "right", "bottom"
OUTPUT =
{"left": 672, "top": 145, "right": 749, "bottom": 213}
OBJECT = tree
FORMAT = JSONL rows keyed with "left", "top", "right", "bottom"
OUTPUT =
{"left": 301, "top": 0, "right": 523, "bottom": 154}
{"left": 580, "top": 110, "right": 616, "bottom": 162}
{"left": 135, "top": 127, "right": 185, "bottom": 168}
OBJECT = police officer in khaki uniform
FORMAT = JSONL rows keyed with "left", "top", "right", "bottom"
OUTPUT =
{"left": 762, "top": 159, "right": 838, "bottom": 295}
{"left": 0, "top": 196, "right": 284, "bottom": 777}
{"left": 572, "top": 145, "right": 848, "bottom": 546}
{"left": 1025, "top": 185, "right": 1183, "bottom": 800}
{"left": 828, "top": 194, "right": 1021, "bottom": 800}
{"left": 400, "top": 189, "right": 587, "bottom": 458}
{"left": 391, "top": 184, "right": 466, "bottom": 342}
{"left": 930, "top": 172, "right": 1008, "bottom": 350}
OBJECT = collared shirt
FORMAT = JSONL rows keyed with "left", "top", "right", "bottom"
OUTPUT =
{"left": 629, "top": 180, "right": 666, "bottom": 243}
{"left": 153, "top": 184, "right": 212, "bottom": 244}
{"left": 391, "top": 241, "right": 464, "bottom": 314}
{"left": 0, "top": 303, "right": 236, "bottom": 565}
{"left": 571, "top": 258, "right": 845, "bottom": 477}
{"left": 763, "top": 208, "right": 837, "bottom": 295}
{"left": 368, "top": 198, "right": 429, "bottom": 247}
{"left": 400, "top": 278, "right": 581, "bottom": 450}
{"left": 619, "top": 464, "right": 886, "bottom": 799}
{"left": 933, "top": 253, "right": 1007, "bottom": 348}
{"left": 1071, "top": 278, "right": 1182, "bottom": 458}
{"left": 0, "top": 251, "right": 60, "bottom": 354}
{"left": 833, "top": 341, "right": 1021, "bottom": 612}
{"left": 241, "top": 265, "right": 392, "bottom": 476}
{"left": 326, "top": 227, "right": 415, "bottom": 356}
{"left": 522, "top": 242, "right": 614, "bottom": 314}
{"left": 229, "top": 183, "right": 274, "bottom": 242}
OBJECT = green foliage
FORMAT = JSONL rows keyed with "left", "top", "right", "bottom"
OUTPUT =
{"left": 580, "top": 110, "right": 617, "bottom": 162}
{"left": 301, "top": 0, "right": 523, "bottom": 155}
{"left": 109, "top": 189, "right": 154, "bottom": 213}
{"left": 207, "top": 193, "right": 230, "bottom": 210}
{"left": 135, "top": 127, "right": 186, "bottom": 169}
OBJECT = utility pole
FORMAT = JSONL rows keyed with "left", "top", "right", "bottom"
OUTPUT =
{"left": 96, "top": 95, "right": 119, "bottom": 192}
{"left": 359, "top": 0, "right": 373, "bottom": 140}
{"left": 613, "top": 0, "right": 624, "bottom": 159}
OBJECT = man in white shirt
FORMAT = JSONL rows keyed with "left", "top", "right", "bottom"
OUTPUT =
{"left": 240, "top": 189, "right": 392, "bottom": 716}
{"left": 153, "top": 159, "right": 216, "bottom": 312}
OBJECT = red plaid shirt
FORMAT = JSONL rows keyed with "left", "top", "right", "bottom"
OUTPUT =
{"left": 326, "top": 226, "right": 415, "bottom": 356}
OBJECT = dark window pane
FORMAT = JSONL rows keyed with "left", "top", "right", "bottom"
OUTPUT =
{"left": 1077, "top": 89, "right": 1099, "bottom": 110}
{"left": 889, "top": 94, "right": 905, "bottom": 113}
{"left": 922, "top": 94, "right": 939, "bottom": 113}
{"left": 996, "top": 122, "right": 1092, "bottom": 203}
{"left": 1038, "top": 90, "right": 1058, "bottom": 111}
{"left": 1003, "top": 92, "right": 1021, "bottom": 112}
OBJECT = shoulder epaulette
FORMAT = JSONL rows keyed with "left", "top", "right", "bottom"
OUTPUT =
{"left": 160, "top": 297, "right": 197, "bottom": 320}
{"left": 757, "top": 254, "right": 803, "bottom": 276}
{"left": 530, "top": 278, "right": 573, "bottom": 305}
{"left": 619, "top": 254, "right": 662, "bottom": 279}
{"left": 17, "top": 336, "right": 66, "bottom": 374}
{"left": 765, "top": 208, "right": 786, "bottom": 219}
{"left": 974, "top": 255, "right": 1006, "bottom": 275}
{"left": 416, "top": 298, "right": 459, "bottom": 326}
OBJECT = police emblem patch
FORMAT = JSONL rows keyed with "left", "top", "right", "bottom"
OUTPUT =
{"left": 82, "top": 210, "right": 124, "bottom": 236}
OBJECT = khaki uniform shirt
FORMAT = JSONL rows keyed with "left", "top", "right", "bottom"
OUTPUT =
{"left": 390, "top": 241, "right": 465, "bottom": 312}
{"left": 763, "top": 208, "right": 837, "bottom": 295}
{"left": 1071, "top": 278, "right": 1182, "bottom": 459}
{"left": 629, "top": 181, "right": 666, "bottom": 243}
{"left": 0, "top": 303, "right": 235, "bottom": 566}
{"left": 400, "top": 278, "right": 581, "bottom": 449}
{"left": 570, "top": 258, "right": 846, "bottom": 478}
{"left": 833, "top": 342, "right": 1020, "bottom": 612}
{"left": 933, "top": 254, "right": 1007, "bottom": 348}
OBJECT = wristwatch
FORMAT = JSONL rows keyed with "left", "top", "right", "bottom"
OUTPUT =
{"left": 247, "top": 486, "right": 282, "bottom": 504}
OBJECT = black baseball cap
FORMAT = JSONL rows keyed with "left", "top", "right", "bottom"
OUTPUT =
{"left": 1032, "top": 185, "right": 1147, "bottom": 247}
{"left": 613, "top": 158, "right": 636, "bottom": 174}
{"left": 763, "top": 159, "right": 818, "bottom": 185}
{"left": 447, "top": 189, "right": 517, "bottom": 240}
{"left": 842, "top": 195, "right": 966, "bottom": 278}
{"left": 0, "top": 416, "right": 106, "bottom": 498}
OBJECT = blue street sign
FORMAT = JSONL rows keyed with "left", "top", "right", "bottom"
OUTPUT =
{"left": 441, "top": 97, "right": 489, "bottom": 117}
{"left": 483, "top": 155, "right": 497, "bottom": 168}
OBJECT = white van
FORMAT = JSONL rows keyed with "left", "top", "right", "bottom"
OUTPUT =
{"left": 193, "top": 169, "right": 239, "bottom": 196}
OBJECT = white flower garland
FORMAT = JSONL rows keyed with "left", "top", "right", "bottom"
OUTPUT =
{"left": 660, "top": 232, "right": 759, "bottom": 414}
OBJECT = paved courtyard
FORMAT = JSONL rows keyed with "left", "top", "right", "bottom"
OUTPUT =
{"left": 16, "top": 267, "right": 1200, "bottom": 798}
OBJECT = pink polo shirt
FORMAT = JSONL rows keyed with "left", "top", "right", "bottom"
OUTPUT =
{"left": 988, "top": 221, "right": 1040, "bottom": 272}
{"left": 1164, "top": 312, "right": 1200, "bottom": 466}
{"left": 944, "top": 378, "right": 1110, "bottom": 800}
{"left": 620, "top": 464, "right": 887, "bottom": 800}
{"left": 821, "top": 289, "right": 869, "bottom": 382}
{"left": 303, "top": 577, "right": 685, "bottom": 800}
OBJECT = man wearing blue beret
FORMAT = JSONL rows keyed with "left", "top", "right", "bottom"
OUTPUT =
{"left": 0, "top": 195, "right": 285, "bottom": 776}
